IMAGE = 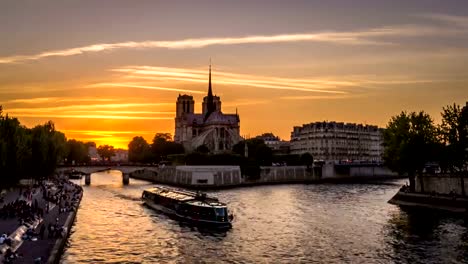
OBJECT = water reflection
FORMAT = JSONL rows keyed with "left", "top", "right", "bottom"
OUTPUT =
{"left": 385, "top": 209, "right": 468, "bottom": 263}
{"left": 61, "top": 171, "right": 468, "bottom": 263}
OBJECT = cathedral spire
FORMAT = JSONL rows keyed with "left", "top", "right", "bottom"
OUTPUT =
{"left": 208, "top": 61, "right": 213, "bottom": 99}
{"left": 205, "top": 61, "right": 215, "bottom": 121}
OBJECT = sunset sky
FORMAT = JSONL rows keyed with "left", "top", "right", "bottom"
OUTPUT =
{"left": 1, "top": 0, "right": 468, "bottom": 149}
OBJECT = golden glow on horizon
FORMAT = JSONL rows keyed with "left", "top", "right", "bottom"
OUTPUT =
{"left": 61, "top": 129, "right": 159, "bottom": 149}
{"left": 1, "top": 9, "right": 467, "bottom": 149}
{"left": 10, "top": 114, "right": 173, "bottom": 120}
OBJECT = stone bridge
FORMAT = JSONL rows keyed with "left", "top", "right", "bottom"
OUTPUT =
{"left": 56, "top": 165, "right": 160, "bottom": 185}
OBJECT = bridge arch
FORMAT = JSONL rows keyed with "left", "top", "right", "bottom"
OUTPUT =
{"left": 56, "top": 166, "right": 159, "bottom": 185}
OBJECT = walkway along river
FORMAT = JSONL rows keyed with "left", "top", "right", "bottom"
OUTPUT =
{"left": 61, "top": 170, "right": 468, "bottom": 263}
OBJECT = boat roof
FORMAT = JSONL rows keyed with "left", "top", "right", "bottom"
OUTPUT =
{"left": 144, "top": 187, "right": 194, "bottom": 202}
{"left": 143, "top": 187, "right": 228, "bottom": 208}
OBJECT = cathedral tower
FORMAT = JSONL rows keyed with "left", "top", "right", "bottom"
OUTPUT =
{"left": 176, "top": 94, "right": 194, "bottom": 117}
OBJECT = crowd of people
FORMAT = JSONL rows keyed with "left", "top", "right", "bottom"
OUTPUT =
{"left": 0, "top": 176, "right": 83, "bottom": 263}
{"left": 0, "top": 189, "right": 43, "bottom": 227}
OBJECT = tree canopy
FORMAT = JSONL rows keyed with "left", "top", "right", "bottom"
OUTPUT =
{"left": 439, "top": 103, "right": 468, "bottom": 173}
{"left": 65, "top": 139, "right": 90, "bottom": 165}
{"left": 383, "top": 111, "right": 440, "bottom": 191}
{"left": 151, "top": 133, "right": 184, "bottom": 163}
{"left": 233, "top": 138, "right": 273, "bottom": 166}
{"left": 1, "top": 107, "right": 68, "bottom": 186}
{"left": 128, "top": 136, "right": 152, "bottom": 163}
{"left": 97, "top": 145, "right": 116, "bottom": 162}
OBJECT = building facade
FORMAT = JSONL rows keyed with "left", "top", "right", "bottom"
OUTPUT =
{"left": 256, "top": 133, "right": 290, "bottom": 154}
{"left": 290, "top": 121, "right": 383, "bottom": 162}
{"left": 174, "top": 65, "right": 242, "bottom": 153}
{"left": 111, "top": 149, "right": 129, "bottom": 162}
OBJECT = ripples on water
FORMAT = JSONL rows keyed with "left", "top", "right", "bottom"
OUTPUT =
{"left": 61, "top": 171, "right": 468, "bottom": 263}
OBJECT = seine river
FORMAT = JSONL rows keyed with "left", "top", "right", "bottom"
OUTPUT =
{"left": 61, "top": 171, "right": 468, "bottom": 263}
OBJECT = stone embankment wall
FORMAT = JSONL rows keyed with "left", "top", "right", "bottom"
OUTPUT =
{"left": 322, "top": 164, "right": 397, "bottom": 180}
{"left": 389, "top": 174, "right": 468, "bottom": 214}
{"left": 257, "top": 166, "right": 317, "bottom": 183}
{"left": 157, "top": 166, "right": 242, "bottom": 186}
{"left": 131, "top": 164, "right": 397, "bottom": 188}
{"left": 415, "top": 174, "right": 468, "bottom": 195}
{"left": 388, "top": 190, "right": 468, "bottom": 213}
{"left": 131, "top": 166, "right": 314, "bottom": 188}
{"left": 350, "top": 166, "right": 397, "bottom": 177}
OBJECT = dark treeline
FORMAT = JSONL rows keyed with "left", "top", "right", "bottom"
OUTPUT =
{"left": 128, "top": 134, "right": 313, "bottom": 179}
{"left": 1, "top": 107, "right": 66, "bottom": 187}
{"left": 383, "top": 102, "right": 468, "bottom": 192}
{"left": 0, "top": 106, "right": 97, "bottom": 187}
{"left": 128, "top": 133, "right": 184, "bottom": 164}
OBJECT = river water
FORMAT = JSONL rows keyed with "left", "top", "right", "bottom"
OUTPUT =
{"left": 61, "top": 170, "right": 468, "bottom": 263}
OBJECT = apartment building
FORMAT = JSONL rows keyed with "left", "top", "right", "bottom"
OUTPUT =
{"left": 290, "top": 121, "right": 383, "bottom": 162}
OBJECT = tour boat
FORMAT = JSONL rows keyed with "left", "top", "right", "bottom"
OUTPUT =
{"left": 142, "top": 186, "right": 233, "bottom": 229}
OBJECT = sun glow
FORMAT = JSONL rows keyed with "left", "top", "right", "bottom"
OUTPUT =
{"left": 61, "top": 129, "right": 161, "bottom": 149}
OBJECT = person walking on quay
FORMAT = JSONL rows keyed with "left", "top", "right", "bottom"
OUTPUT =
{"left": 47, "top": 223, "right": 53, "bottom": 238}
{"left": 39, "top": 223, "right": 45, "bottom": 239}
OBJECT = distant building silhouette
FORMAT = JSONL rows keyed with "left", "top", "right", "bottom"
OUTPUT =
{"left": 87, "top": 142, "right": 99, "bottom": 162}
{"left": 255, "top": 133, "right": 290, "bottom": 154}
{"left": 174, "top": 64, "right": 241, "bottom": 153}
{"left": 290, "top": 121, "right": 383, "bottom": 162}
{"left": 111, "top": 149, "right": 128, "bottom": 162}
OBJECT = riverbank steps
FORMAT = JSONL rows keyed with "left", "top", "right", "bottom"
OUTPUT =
{"left": 0, "top": 177, "right": 83, "bottom": 264}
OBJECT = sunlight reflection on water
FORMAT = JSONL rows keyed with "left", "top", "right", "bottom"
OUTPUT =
{"left": 61, "top": 171, "right": 468, "bottom": 263}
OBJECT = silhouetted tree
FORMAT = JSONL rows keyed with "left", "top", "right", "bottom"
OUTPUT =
{"left": 65, "top": 139, "right": 90, "bottom": 165}
{"left": 232, "top": 138, "right": 272, "bottom": 179}
{"left": 128, "top": 136, "right": 152, "bottom": 163}
{"left": 383, "top": 111, "right": 439, "bottom": 192}
{"left": 153, "top": 133, "right": 172, "bottom": 142}
{"left": 233, "top": 138, "right": 272, "bottom": 166}
{"left": 97, "top": 145, "right": 115, "bottom": 162}
{"left": 439, "top": 103, "right": 468, "bottom": 173}
{"left": 151, "top": 133, "right": 184, "bottom": 163}
{"left": 30, "top": 121, "right": 67, "bottom": 180}
{"left": 0, "top": 107, "right": 31, "bottom": 186}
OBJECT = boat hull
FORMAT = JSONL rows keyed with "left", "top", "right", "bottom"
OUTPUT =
{"left": 143, "top": 198, "right": 232, "bottom": 229}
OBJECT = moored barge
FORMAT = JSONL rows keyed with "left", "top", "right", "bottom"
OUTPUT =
{"left": 142, "top": 186, "right": 233, "bottom": 229}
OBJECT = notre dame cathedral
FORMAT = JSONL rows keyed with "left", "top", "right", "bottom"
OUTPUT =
{"left": 174, "top": 65, "right": 242, "bottom": 153}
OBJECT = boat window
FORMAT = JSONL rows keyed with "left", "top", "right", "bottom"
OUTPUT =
{"left": 215, "top": 208, "right": 226, "bottom": 216}
{"left": 197, "top": 179, "right": 208, "bottom": 184}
